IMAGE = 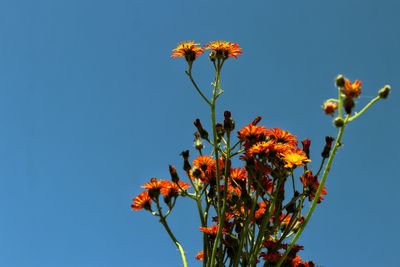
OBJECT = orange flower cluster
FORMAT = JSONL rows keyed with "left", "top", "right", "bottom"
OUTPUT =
{"left": 130, "top": 41, "right": 394, "bottom": 267}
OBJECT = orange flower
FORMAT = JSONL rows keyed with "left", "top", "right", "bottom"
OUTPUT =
{"left": 199, "top": 224, "right": 227, "bottom": 235}
{"left": 230, "top": 167, "right": 247, "bottom": 181}
{"left": 247, "top": 140, "right": 275, "bottom": 158}
{"left": 238, "top": 124, "right": 269, "bottom": 147}
{"left": 171, "top": 41, "right": 203, "bottom": 62}
{"left": 131, "top": 191, "right": 152, "bottom": 211}
{"left": 342, "top": 79, "right": 362, "bottom": 99}
{"left": 195, "top": 251, "right": 204, "bottom": 261}
{"left": 141, "top": 177, "right": 164, "bottom": 196}
{"left": 281, "top": 149, "right": 310, "bottom": 169}
{"left": 204, "top": 40, "right": 242, "bottom": 59}
{"left": 266, "top": 128, "right": 298, "bottom": 147}
{"left": 322, "top": 101, "right": 338, "bottom": 115}
{"left": 160, "top": 180, "right": 190, "bottom": 197}
{"left": 192, "top": 156, "right": 216, "bottom": 182}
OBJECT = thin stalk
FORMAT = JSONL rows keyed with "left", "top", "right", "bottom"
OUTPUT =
{"left": 185, "top": 71, "right": 212, "bottom": 106}
{"left": 156, "top": 201, "right": 188, "bottom": 267}
{"left": 348, "top": 95, "right": 381, "bottom": 122}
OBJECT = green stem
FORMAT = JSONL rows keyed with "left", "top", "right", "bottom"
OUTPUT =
{"left": 156, "top": 201, "right": 188, "bottom": 267}
{"left": 348, "top": 95, "right": 381, "bottom": 122}
{"left": 209, "top": 59, "right": 223, "bottom": 267}
{"left": 185, "top": 71, "right": 212, "bottom": 106}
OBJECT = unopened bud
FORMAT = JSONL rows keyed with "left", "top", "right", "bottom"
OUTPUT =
{"left": 224, "top": 110, "right": 235, "bottom": 132}
{"left": 333, "top": 117, "right": 344, "bottom": 127}
{"left": 343, "top": 98, "right": 355, "bottom": 115}
{"left": 335, "top": 74, "right": 345, "bottom": 87}
{"left": 301, "top": 139, "right": 311, "bottom": 158}
{"left": 194, "top": 118, "right": 209, "bottom": 140}
{"left": 378, "top": 85, "right": 391, "bottom": 99}
{"left": 216, "top": 123, "right": 225, "bottom": 142}
{"left": 321, "top": 136, "right": 335, "bottom": 158}
{"left": 194, "top": 132, "right": 203, "bottom": 151}
{"left": 252, "top": 116, "right": 262, "bottom": 126}
{"left": 169, "top": 165, "right": 179, "bottom": 183}
{"left": 180, "top": 150, "right": 191, "bottom": 172}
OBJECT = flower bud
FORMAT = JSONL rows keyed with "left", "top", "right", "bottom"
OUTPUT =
{"left": 321, "top": 136, "right": 335, "bottom": 158}
{"left": 301, "top": 139, "right": 311, "bottom": 158}
{"left": 194, "top": 119, "right": 209, "bottom": 140}
{"left": 335, "top": 74, "right": 345, "bottom": 87}
{"left": 378, "top": 85, "right": 391, "bottom": 99}
{"left": 333, "top": 117, "right": 344, "bottom": 127}
{"left": 180, "top": 150, "right": 191, "bottom": 172}
{"left": 216, "top": 123, "right": 225, "bottom": 142}
{"left": 251, "top": 116, "right": 262, "bottom": 126}
{"left": 224, "top": 110, "right": 235, "bottom": 132}
{"left": 169, "top": 165, "right": 179, "bottom": 183}
{"left": 343, "top": 97, "right": 355, "bottom": 115}
{"left": 194, "top": 132, "right": 204, "bottom": 151}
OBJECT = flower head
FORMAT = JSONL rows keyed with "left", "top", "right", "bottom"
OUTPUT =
{"left": 342, "top": 79, "right": 362, "bottom": 99}
{"left": 300, "top": 171, "right": 327, "bottom": 203}
{"left": 238, "top": 123, "right": 268, "bottom": 148}
{"left": 131, "top": 191, "right": 152, "bottom": 211}
{"left": 281, "top": 149, "right": 310, "bottom": 169}
{"left": 160, "top": 180, "right": 190, "bottom": 197}
{"left": 171, "top": 41, "right": 204, "bottom": 62}
{"left": 266, "top": 128, "right": 298, "bottom": 147}
{"left": 322, "top": 101, "right": 338, "bottom": 116}
{"left": 204, "top": 41, "right": 242, "bottom": 60}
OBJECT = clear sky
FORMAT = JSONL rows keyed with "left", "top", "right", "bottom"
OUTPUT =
{"left": 0, "top": 0, "right": 399, "bottom": 266}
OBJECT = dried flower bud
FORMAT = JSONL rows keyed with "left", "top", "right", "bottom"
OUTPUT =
{"left": 335, "top": 74, "right": 345, "bottom": 87}
{"left": 180, "top": 150, "right": 191, "bottom": 172}
{"left": 169, "top": 165, "right": 179, "bottom": 183}
{"left": 251, "top": 116, "right": 262, "bottom": 126}
{"left": 378, "top": 85, "right": 391, "bottom": 99}
{"left": 321, "top": 136, "right": 335, "bottom": 158}
{"left": 224, "top": 110, "right": 235, "bottom": 132}
{"left": 301, "top": 139, "right": 311, "bottom": 158}
{"left": 333, "top": 117, "right": 344, "bottom": 127}
{"left": 194, "top": 118, "right": 209, "bottom": 140}
{"left": 322, "top": 101, "right": 338, "bottom": 116}
{"left": 343, "top": 97, "right": 355, "bottom": 115}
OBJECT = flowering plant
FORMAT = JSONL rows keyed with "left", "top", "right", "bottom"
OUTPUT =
{"left": 132, "top": 40, "right": 391, "bottom": 267}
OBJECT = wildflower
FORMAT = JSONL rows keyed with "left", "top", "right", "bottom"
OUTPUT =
{"left": 171, "top": 41, "right": 203, "bottom": 62}
{"left": 204, "top": 40, "right": 242, "bottom": 60}
{"left": 281, "top": 149, "right": 310, "bottom": 169}
{"left": 131, "top": 191, "right": 152, "bottom": 211}
{"left": 238, "top": 124, "right": 269, "bottom": 148}
{"left": 292, "top": 256, "right": 315, "bottom": 267}
{"left": 160, "top": 180, "right": 190, "bottom": 197}
{"left": 142, "top": 178, "right": 164, "bottom": 198}
{"left": 247, "top": 140, "right": 275, "bottom": 158}
{"left": 266, "top": 128, "right": 298, "bottom": 146}
{"left": 322, "top": 101, "right": 338, "bottom": 116}
{"left": 341, "top": 79, "right": 362, "bottom": 99}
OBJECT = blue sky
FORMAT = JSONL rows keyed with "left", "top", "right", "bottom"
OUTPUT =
{"left": 0, "top": 0, "right": 399, "bottom": 266}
